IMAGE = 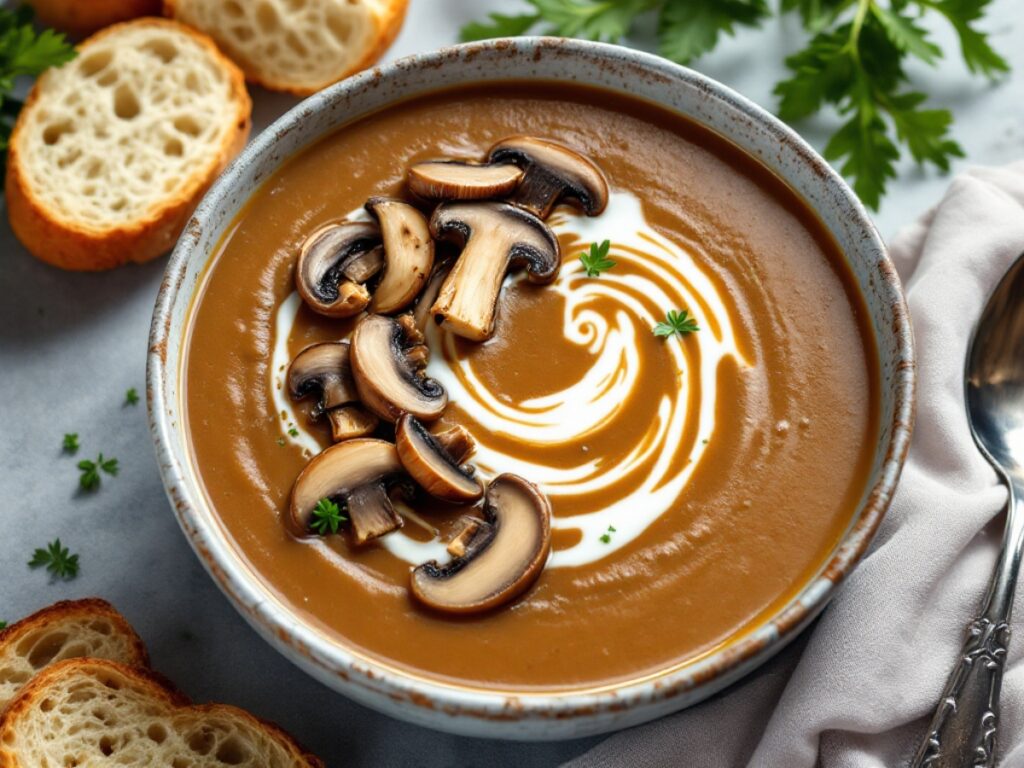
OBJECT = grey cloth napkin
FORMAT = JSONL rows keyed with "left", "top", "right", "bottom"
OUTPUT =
{"left": 565, "top": 161, "right": 1024, "bottom": 768}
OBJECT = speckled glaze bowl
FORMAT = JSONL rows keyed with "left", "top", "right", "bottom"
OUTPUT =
{"left": 147, "top": 38, "right": 915, "bottom": 740}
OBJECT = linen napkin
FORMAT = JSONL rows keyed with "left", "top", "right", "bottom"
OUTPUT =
{"left": 565, "top": 160, "right": 1024, "bottom": 768}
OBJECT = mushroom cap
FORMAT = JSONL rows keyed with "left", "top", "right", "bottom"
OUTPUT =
{"left": 410, "top": 473, "right": 552, "bottom": 615}
{"left": 350, "top": 314, "right": 447, "bottom": 422}
{"left": 407, "top": 160, "right": 524, "bottom": 201}
{"left": 429, "top": 202, "right": 560, "bottom": 341}
{"left": 288, "top": 438, "right": 404, "bottom": 537}
{"left": 364, "top": 198, "right": 435, "bottom": 315}
{"left": 488, "top": 136, "right": 609, "bottom": 219}
{"left": 286, "top": 341, "right": 358, "bottom": 418}
{"left": 295, "top": 221, "right": 383, "bottom": 317}
{"left": 395, "top": 414, "right": 483, "bottom": 503}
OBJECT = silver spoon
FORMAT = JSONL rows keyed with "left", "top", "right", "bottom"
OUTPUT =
{"left": 912, "top": 252, "right": 1024, "bottom": 768}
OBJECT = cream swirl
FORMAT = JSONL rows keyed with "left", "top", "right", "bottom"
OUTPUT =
{"left": 271, "top": 191, "right": 747, "bottom": 569}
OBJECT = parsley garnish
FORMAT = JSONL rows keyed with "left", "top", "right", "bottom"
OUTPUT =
{"left": 579, "top": 239, "right": 616, "bottom": 277}
{"left": 124, "top": 387, "right": 139, "bottom": 406}
{"left": 288, "top": 427, "right": 300, "bottom": 437}
{"left": 461, "top": 0, "right": 1008, "bottom": 209}
{"left": 78, "top": 453, "right": 118, "bottom": 491}
{"left": 310, "top": 498, "right": 347, "bottom": 535}
{"left": 62, "top": 433, "right": 79, "bottom": 453}
{"left": 600, "top": 525, "right": 617, "bottom": 544}
{"left": 0, "top": 620, "right": 6, "bottom": 630}
{"left": 0, "top": 8, "right": 76, "bottom": 180}
{"left": 28, "top": 539, "right": 79, "bottom": 579}
{"left": 654, "top": 309, "right": 700, "bottom": 338}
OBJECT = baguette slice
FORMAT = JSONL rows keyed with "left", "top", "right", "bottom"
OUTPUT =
{"left": 0, "top": 659, "right": 324, "bottom": 768}
{"left": 26, "top": 0, "right": 162, "bottom": 38}
{"left": 0, "top": 599, "right": 148, "bottom": 712}
{"left": 164, "top": 0, "right": 409, "bottom": 95}
{"left": 6, "top": 18, "right": 251, "bottom": 271}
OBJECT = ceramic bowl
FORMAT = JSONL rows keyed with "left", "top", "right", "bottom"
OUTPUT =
{"left": 147, "top": 37, "right": 915, "bottom": 740}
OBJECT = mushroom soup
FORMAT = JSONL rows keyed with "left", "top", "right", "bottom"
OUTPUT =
{"left": 184, "top": 83, "right": 879, "bottom": 690}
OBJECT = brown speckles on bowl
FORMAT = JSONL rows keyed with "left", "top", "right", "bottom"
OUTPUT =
{"left": 145, "top": 38, "right": 914, "bottom": 740}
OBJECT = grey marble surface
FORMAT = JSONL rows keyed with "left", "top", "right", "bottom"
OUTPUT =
{"left": 1, "top": 1, "right": 1021, "bottom": 766}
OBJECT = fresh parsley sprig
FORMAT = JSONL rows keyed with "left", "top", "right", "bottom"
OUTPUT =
{"left": 600, "top": 525, "right": 617, "bottom": 544}
{"left": 310, "top": 498, "right": 347, "bottom": 535}
{"left": 654, "top": 309, "right": 700, "bottom": 338}
{"left": 62, "top": 433, "right": 79, "bottom": 453}
{"left": 124, "top": 387, "right": 139, "bottom": 406}
{"left": 29, "top": 539, "right": 79, "bottom": 580}
{"left": 579, "top": 239, "right": 616, "bottom": 277}
{"left": 462, "top": 0, "right": 1008, "bottom": 208}
{"left": 78, "top": 453, "right": 119, "bottom": 491}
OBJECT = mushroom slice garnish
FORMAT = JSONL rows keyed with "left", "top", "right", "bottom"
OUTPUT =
{"left": 432, "top": 424, "right": 476, "bottom": 464}
{"left": 410, "top": 473, "right": 552, "bottom": 615}
{"left": 288, "top": 438, "right": 405, "bottom": 544}
{"left": 408, "top": 161, "right": 524, "bottom": 201}
{"left": 296, "top": 221, "right": 383, "bottom": 317}
{"left": 350, "top": 314, "right": 447, "bottom": 422}
{"left": 395, "top": 414, "right": 483, "bottom": 503}
{"left": 446, "top": 516, "right": 490, "bottom": 558}
{"left": 412, "top": 259, "right": 451, "bottom": 333}
{"left": 328, "top": 405, "right": 379, "bottom": 443}
{"left": 364, "top": 197, "right": 434, "bottom": 315}
{"left": 429, "top": 202, "right": 560, "bottom": 342}
{"left": 487, "top": 136, "right": 609, "bottom": 220}
{"left": 287, "top": 341, "right": 358, "bottom": 419}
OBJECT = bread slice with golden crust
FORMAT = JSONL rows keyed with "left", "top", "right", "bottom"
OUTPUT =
{"left": 0, "top": 599, "right": 148, "bottom": 712}
{"left": 0, "top": 658, "right": 324, "bottom": 767}
{"left": 164, "top": 0, "right": 409, "bottom": 95}
{"left": 25, "top": 0, "right": 162, "bottom": 38}
{"left": 6, "top": 18, "right": 251, "bottom": 271}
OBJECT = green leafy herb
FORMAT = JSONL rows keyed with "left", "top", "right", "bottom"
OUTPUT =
{"left": 600, "top": 525, "right": 618, "bottom": 544}
{"left": 124, "top": 387, "right": 139, "bottom": 406}
{"left": 28, "top": 539, "right": 79, "bottom": 579}
{"left": 288, "top": 427, "right": 300, "bottom": 437}
{"left": 0, "top": 620, "right": 6, "bottom": 630}
{"left": 77, "top": 453, "right": 118, "bottom": 491}
{"left": 654, "top": 309, "right": 700, "bottom": 338}
{"left": 579, "top": 239, "right": 616, "bottom": 277}
{"left": 310, "top": 498, "right": 346, "bottom": 536}
{"left": 0, "top": 8, "right": 75, "bottom": 180}
{"left": 462, "top": 0, "right": 1008, "bottom": 208}
{"left": 62, "top": 433, "right": 79, "bottom": 454}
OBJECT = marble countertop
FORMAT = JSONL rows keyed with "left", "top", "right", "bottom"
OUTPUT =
{"left": 1, "top": 1, "right": 1021, "bottom": 765}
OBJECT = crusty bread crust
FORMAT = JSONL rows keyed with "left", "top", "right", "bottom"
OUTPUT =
{"left": 0, "top": 659, "right": 325, "bottom": 768}
{"left": 163, "top": 0, "right": 409, "bottom": 96}
{"left": 6, "top": 18, "right": 251, "bottom": 271}
{"left": 26, "top": 0, "right": 162, "bottom": 38}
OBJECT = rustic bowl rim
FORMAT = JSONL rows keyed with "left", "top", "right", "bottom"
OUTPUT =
{"left": 147, "top": 37, "right": 915, "bottom": 739}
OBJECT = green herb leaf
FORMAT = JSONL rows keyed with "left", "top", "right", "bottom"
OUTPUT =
{"left": 0, "top": 620, "right": 6, "bottom": 630}
{"left": 460, "top": 12, "right": 541, "bottom": 41}
{"left": 871, "top": 5, "right": 942, "bottom": 65}
{"left": 124, "top": 387, "right": 139, "bottom": 406}
{"left": 288, "top": 427, "right": 300, "bottom": 437}
{"left": 28, "top": 538, "right": 79, "bottom": 579}
{"left": 62, "top": 433, "right": 79, "bottom": 454}
{"left": 579, "top": 239, "right": 616, "bottom": 277}
{"left": 930, "top": 0, "right": 1010, "bottom": 77}
{"left": 599, "top": 525, "right": 617, "bottom": 544}
{"left": 310, "top": 498, "right": 347, "bottom": 536}
{"left": 658, "top": 0, "right": 769, "bottom": 64}
{"left": 78, "top": 453, "right": 118, "bottom": 491}
{"left": 654, "top": 309, "right": 700, "bottom": 338}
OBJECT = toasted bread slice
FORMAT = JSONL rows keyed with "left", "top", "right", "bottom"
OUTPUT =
{"left": 164, "top": 0, "right": 409, "bottom": 95}
{"left": 26, "top": 0, "right": 162, "bottom": 38}
{"left": 0, "top": 599, "right": 148, "bottom": 712}
{"left": 0, "top": 659, "right": 323, "bottom": 768}
{"left": 6, "top": 18, "right": 251, "bottom": 271}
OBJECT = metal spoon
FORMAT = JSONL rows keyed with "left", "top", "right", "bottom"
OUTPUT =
{"left": 912, "top": 252, "right": 1024, "bottom": 768}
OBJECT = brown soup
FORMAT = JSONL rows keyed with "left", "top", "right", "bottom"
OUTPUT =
{"left": 184, "top": 83, "right": 878, "bottom": 692}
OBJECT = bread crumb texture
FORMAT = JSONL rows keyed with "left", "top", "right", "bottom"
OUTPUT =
{"left": 0, "top": 660, "right": 322, "bottom": 767}
{"left": 167, "top": 0, "right": 408, "bottom": 94}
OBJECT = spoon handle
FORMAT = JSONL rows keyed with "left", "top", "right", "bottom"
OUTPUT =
{"left": 911, "top": 483, "right": 1022, "bottom": 768}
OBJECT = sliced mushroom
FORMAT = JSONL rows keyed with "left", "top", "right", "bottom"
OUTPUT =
{"left": 408, "top": 160, "right": 524, "bottom": 201}
{"left": 364, "top": 198, "right": 434, "bottom": 315}
{"left": 488, "top": 136, "right": 609, "bottom": 219}
{"left": 287, "top": 342, "right": 358, "bottom": 419}
{"left": 433, "top": 424, "right": 476, "bottom": 463}
{"left": 429, "top": 202, "right": 560, "bottom": 341}
{"left": 395, "top": 414, "right": 483, "bottom": 503}
{"left": 410, "top": 474, "right": 552, "bottom": 615}
{"left": 412, "top": 260, "right": 451, "bottom": 333}
{"left": 296, "top": 221, "right": 383, "bottom": 317}
{"left": 328, "top": 405, "right": 379, "bottom": 442}
{"left": 288, "top": 438, "right": 405, "bottom": 544}
{"left": 350, "top": 314, "right": 447, "bottom": 422}
{"left": 447, "top": 516, "right": 489, "bottom": 558}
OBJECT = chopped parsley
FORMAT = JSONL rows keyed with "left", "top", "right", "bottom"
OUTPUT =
{"left": 288, "top": 427, "right": 299, "bottom": 438}
{"left": 654, "top": 309, "right": 700, "bottom": 339}
{"left": 124, "top": 387, "right": 139, "bottom": 406}
{"left": 62, "top": 433, "right": 79, "bottom": 453}
{"left": 600, "top": 525, "right": 617, "bottom": 544}
{"left": 78, "top": 453, "right": 118, "bottom": 491}
{"left": 310, "top": 498, "right": 346, "bottom": 535}
{"left": 579, "top": 239, "right": 615, "bottom": 277}
{"left": 29, "top": 539, "right": 79, "bottom": 580}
